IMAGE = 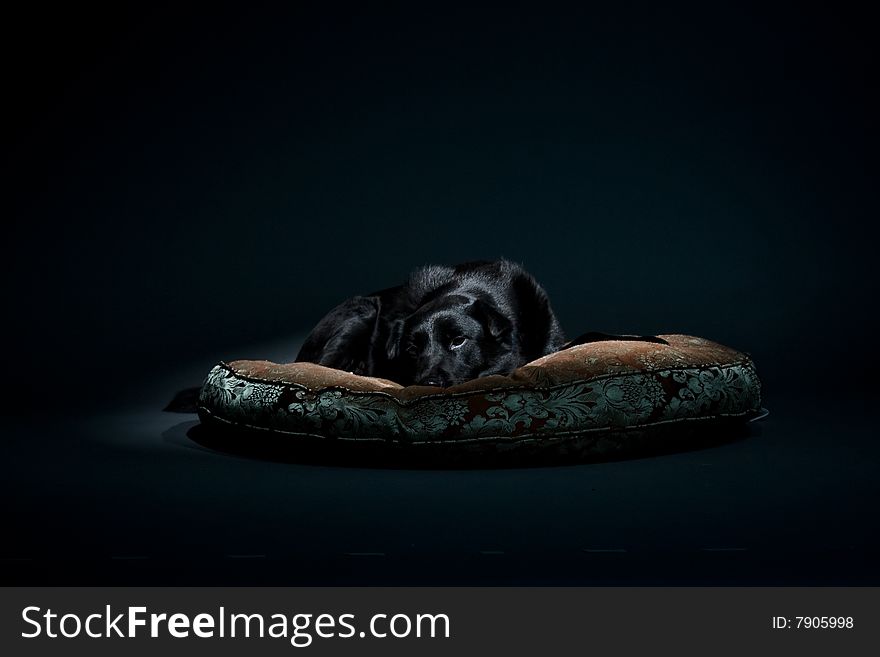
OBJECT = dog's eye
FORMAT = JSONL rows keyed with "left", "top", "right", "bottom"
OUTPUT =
{"left": 405, "top": 343, "right": 418, "bottom": 356}
{"left": 450, "top": 336, "right": 467, "bottom": 349}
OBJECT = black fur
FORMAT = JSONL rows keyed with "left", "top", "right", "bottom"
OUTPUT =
{"left": 296, "top": 260, "right": 567, "bottom": 386}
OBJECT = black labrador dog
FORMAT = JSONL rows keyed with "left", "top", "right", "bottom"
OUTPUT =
{"left": 297, "top": 259, "right": 665, "bottom": 388}
{"left": 297, "top": 260, "right": 565, "bottom": 386}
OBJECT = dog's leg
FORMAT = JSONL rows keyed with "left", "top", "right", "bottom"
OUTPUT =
{"left": 296, "top": 296, "right": 381, "bottom": 374}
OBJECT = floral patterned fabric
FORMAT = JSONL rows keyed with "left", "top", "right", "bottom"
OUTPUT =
{"left": 197, "top": 335, "right": 762, "bottom": 451}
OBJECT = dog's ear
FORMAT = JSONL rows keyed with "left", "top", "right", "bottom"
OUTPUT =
{"left": 472, "top": 299, "right": 513, "bottom": 340}
{"left": 385, "top": 318, "right": 405, "bottom": 360}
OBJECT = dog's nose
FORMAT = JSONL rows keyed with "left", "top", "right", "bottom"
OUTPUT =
{"left": 418, "top": 370, "right": 449, "bottom": 387}
{"left": 417, "top": 366, "right": 450, "bottom": 387}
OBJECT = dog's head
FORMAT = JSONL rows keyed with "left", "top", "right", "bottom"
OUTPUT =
{"left": 386, "top": 294, "right": 518, "bottom": 387}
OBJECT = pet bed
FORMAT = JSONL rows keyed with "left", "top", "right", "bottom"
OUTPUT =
{"left": 196, "top": 334, "right": 763, "bottom": 462}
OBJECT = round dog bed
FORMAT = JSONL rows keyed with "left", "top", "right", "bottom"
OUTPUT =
{"left": 196, "top": 334, "right": 763, "bottom": 463}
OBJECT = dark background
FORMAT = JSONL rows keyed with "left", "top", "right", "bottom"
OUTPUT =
{"left": 6, "top": 1, "right": 878, "bottom": 411}
{"left": 3, "top": 3, "right": 878, "bottom": 585}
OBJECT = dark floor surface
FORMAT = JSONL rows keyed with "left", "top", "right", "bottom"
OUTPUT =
{"left": 3, "top": 337, "right": 878, "bottom": 585}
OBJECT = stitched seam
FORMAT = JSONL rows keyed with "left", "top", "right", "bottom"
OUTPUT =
{"left": 198, "top": 405, "right": 761, "bottom": 444}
